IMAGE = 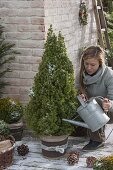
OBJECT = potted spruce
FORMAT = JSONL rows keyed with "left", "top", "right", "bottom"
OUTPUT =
{"left": 0, "top": 97, "right": 24, "bottom": 141}
{"left": 25, "top": 25, "right": 78, "bottom": 158}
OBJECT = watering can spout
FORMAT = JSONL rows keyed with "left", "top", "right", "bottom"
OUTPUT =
{"left": 62, "top": 119, "right": 89, "bottom": 129}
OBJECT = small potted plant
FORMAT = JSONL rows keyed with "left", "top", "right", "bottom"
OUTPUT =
{"left": 25, "top": 25, "right": 78, "bottom": 158}
{"left": 0, "top": 97, "right": 24, "bottom": 141}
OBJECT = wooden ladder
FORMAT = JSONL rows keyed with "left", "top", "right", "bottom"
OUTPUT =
{"left": 92, "top": 0, "right": 111, "bottom": 49}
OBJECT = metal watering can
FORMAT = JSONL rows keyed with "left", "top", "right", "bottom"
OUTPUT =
{"left": 63, "top": 95, "right": 110, "bottom": 132}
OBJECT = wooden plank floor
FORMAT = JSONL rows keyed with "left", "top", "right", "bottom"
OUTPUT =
{"left": 6, "top": 124, "right": 113, "bottom": 170}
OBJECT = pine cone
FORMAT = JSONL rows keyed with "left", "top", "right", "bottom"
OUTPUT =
{"left": 67, "top": 151, "right": 80, "bottom": 165}
{"left": 86, "top": 156, "right": 97, "bottom": 168}
{"left": 17, "top": 144, "right": 29, "bottom": 156}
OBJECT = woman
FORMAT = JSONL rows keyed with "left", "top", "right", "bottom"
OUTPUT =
{"left": 79, "top": 45, "right": 113, "bottom": 150}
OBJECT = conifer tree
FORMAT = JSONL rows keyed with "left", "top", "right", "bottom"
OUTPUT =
{"left": 0, "top": 24, "right": 18, "bottom": 93}
{"left": 25, "top": 25, "right": 78, "bottom": 136}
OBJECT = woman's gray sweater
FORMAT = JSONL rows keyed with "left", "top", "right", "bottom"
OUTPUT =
{"left": 83, "top": 64, "right": 113, "bottom": 113}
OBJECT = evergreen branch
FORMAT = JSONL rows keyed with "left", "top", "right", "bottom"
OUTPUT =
{"left": 0, "top": 22, "right": 19, "bottom": 91}
{"left": 0, "top": 82, "right": 9, "bottom": 90}
{"left": 0, "top": 68, "right": 11, "bottom": 77}
{"left": 0, "top": 41, "right": 19, "bottom": 58}
{"left": 107, "top": 22, "right": 113, "bottom": 29}
{"left": 0, "top": 57, "right": 14, "bottom": 67}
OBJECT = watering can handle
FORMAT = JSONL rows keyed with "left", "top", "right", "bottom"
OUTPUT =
{"left": 77, "top": 95, "right": 106, "bottom": 107}
{"left": 95, "top": 96, "right": 104, "bottom": 100}
{"left": 88, "top": 96, "right": 104, "bottom": 103}
{"left": 77, "top": 95, "right": 104, "bottom": 107}
{"left": 89, "top": 96, "right": 109, "bottom": 113}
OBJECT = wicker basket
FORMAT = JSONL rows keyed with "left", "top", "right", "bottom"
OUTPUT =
{"left": 0, "top": 140, "right": 15, "bottom": 169}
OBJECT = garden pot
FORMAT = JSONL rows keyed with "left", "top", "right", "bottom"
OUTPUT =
{"left": 40, "top": 135, "right": 68, "bottom": 158}
{"left": 8, "top": 120, "right": 24, "bottom": 141}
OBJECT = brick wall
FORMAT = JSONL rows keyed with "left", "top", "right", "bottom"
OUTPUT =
{"left": 0, "top": 0, "right": 97, "bottom": 104}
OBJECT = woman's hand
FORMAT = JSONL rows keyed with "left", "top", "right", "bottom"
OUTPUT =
{"left": 80, "top": 94, "right": 88, "bottom": 102}
{"left": 102, "top": 98, "right": 111, "bottom": 113}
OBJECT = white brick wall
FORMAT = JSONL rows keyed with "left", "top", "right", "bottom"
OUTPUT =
{"left": 44, "top": 0, "right": 97, "bottom": 79}
{"left": 0, "top": 0, "right": 97, "bottom": 104}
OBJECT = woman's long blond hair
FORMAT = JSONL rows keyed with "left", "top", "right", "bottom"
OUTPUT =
{"left": 79, "top": 45, "right": 105, "bottom": 94}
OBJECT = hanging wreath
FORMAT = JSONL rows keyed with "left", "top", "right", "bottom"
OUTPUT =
{"left": 79, "top": 2, "right": 88, "bottom": 26}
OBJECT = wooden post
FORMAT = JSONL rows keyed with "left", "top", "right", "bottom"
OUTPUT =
{"left": 92, "top": 0, "right": 111, "bottom": 50}
{"left": 97, "top": 0, "right": 111, "bottom": 49}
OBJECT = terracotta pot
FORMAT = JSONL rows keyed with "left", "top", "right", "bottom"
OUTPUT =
{"left": 40, "top": 135, "right": 68, "bottom": 158}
